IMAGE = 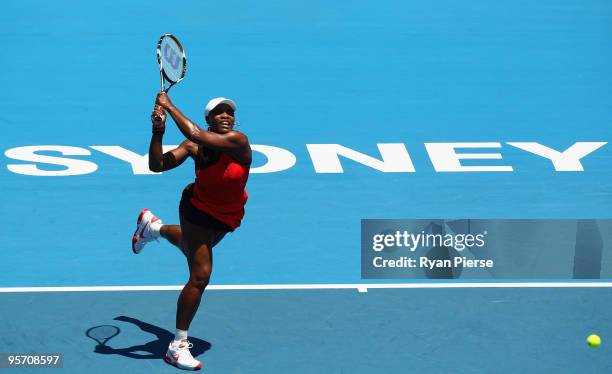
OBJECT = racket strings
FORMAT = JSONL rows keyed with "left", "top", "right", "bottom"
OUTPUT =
{"left": 159, "top": 36, "right": 185, "bottom": 84}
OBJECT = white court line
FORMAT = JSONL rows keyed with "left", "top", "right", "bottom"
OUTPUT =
{"left": 1, "top": 282, "right": 612, "bottom": 293}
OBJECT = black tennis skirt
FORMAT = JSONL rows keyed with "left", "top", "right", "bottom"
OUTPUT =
{"left": 179, "top": 184, "right": 232, "bottom": 233}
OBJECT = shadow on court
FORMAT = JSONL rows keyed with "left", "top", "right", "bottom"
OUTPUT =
{"left": 86, "top": 316, "right": 211, "bottom": 360}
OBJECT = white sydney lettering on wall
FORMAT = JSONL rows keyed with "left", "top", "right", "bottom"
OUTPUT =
{"left": 2, "top": 142, "right": 607, "bottom": 176}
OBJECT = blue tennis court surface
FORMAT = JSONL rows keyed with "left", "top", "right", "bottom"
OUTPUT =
{"left": 2, "top": 288, "right": 612, "bottom": 373}
{"left": 2, "top": 0, "right": 612, "bottom": 372}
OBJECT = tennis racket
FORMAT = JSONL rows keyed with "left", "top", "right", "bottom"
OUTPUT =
{"left": 154, "top": 34, "right": 187, "bottom": 122}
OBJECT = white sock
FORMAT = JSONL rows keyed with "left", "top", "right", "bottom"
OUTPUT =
{"left": 149, "top": 220, "right": 163, "bottom": 239}
{"left": 174, "top": 329, "right": 188, "bottom": 343}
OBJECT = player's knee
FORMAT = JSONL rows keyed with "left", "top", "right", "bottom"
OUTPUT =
{"left": 189, "top": 276, "right": 210, "bottom": 290}
{"left": 189, "top": 267, "right": 211, "bottom": 289}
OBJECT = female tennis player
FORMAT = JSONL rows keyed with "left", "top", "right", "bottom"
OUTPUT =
{"left": 132, "top": 92, "right": 251, "bottom": 371}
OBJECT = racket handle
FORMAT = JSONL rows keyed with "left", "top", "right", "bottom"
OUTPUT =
{"left": 157, "top": 71, "right": 165, "bottom": 123}
{"left": 160, "top": 68, "right": 165, "bottom": 92}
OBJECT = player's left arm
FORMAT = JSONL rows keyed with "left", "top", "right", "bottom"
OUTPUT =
{"left": 156, "top": 92, "right": 252, "bottom": 164}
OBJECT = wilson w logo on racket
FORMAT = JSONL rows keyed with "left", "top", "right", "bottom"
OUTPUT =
{"left": 163, "top": 44, "right": 181, "bottom": 69}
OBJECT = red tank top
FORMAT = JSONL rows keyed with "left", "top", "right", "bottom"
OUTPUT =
{"left": 190, "top": 151, "right": 249, "bottom": 231}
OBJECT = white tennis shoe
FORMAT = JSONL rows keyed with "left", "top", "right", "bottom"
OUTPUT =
{"left": 131, "top": 208, "right": 162, "bottom": 254}
{"left": 164, "top": 340, "right": 202, "bottom": 371}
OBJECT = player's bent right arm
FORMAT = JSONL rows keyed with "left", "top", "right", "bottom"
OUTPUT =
{"left": 149, "top": 138, "right": 193, "bottom": 173}
{"left": 148, "top": 105, "right": 195, "bottom": 172}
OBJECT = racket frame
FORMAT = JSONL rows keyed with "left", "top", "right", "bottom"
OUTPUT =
{"left": 156, "top": 33, "right": 187, "bottom": 93}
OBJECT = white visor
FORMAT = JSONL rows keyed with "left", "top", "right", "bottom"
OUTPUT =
{"left": 205, "top": 97, "right": 237, "bottom": 117}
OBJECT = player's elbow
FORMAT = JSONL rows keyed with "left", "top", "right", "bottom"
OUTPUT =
{"left": 149, "top": 162, "right": 163, "bottom": 173}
